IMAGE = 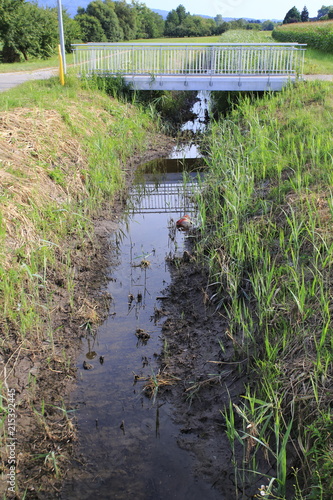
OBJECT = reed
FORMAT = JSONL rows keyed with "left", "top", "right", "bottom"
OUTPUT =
{"left": 198, "top": 80, "right": 333, "bottom": 498}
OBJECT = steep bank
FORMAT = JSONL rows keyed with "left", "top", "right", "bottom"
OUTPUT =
{"left": 0, "top": 76, "right": 175, "bottom": 498}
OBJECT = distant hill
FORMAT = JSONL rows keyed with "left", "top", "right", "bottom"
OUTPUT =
{"left": 152, "top": 9, "right": 168, "bottom": 20}
{"left": 36, "top": 0, "right": 84, "bottom": 17}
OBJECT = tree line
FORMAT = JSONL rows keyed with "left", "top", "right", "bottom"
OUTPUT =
{"left": 283, "top": 4, "right": 333, "bottom": 24}
{"left": 0, "top": 0, "right": 166, "bottom": 62}
{"left": 1, "top": 1, "right": 332, "bottom": 64}
{"left": 0, "top": 0, "right": 277, "bottom": 63}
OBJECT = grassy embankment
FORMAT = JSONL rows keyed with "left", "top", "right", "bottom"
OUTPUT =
{"left": 0, "top": 74, "right": 165, "bottom": 496}
{"left": 198, "top": 80, "right": 333, "bottom": 499}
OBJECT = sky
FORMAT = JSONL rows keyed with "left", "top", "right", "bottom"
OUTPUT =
{"left": 144, "top": 0, "right": 324, "bottom": 20}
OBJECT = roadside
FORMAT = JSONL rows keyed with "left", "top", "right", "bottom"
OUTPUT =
{"left": 0, "top": 69, "right": 58, "bottom": 92}
{"left": 303, "top": 74, "right": 333, "bottom": 80}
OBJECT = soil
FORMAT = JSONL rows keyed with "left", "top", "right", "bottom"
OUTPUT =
{"left": 1, "top": 133, "right": 259, "bottom": 500}
{"left": 157, "top": 251, "right": 251, "bottom": 498}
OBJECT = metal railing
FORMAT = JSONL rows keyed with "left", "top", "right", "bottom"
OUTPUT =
{"left": 128, "top": 180, "right": 199, "bottom": 214}
{"left": 72, "top": 43, "right": 306, "bottom": 77}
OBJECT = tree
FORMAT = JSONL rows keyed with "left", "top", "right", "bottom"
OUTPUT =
{"left": 132, "top": 2, "right": 164, "bottom": 39}
{"left": 75, "top": 13, "right": 107, "bottom": 42}
{"left": 261, "top": 20, "right": 275, "bottom": 31}
{"left": 62, "top": 10, "right": 82, "bottom": 52}
{"left": 283, "top": 6, "right": 301, "bottom": 24}
{"left": 165, "top": 9, "right": 181, "bottom": 36}
{"left": 176, "top": 4, "right": 189, "bottom": 23}
{"left": 214, "top": 14, "right": 224, "bottom": 26}
{"left": 86, "top": 0, "right": 123, "bottom": 41}
{"left": 317, "top": 5, "right": 333, "bottom": 18}
{"left": 228, "top": 18, "right": 247, "bottom": 29}
{"left": 0, "top": 0, "right": 23, "bottom": 35}
{"left": 0, "top": 1, "right": 58, "bottom": 62}
{"left": 301, "top": 6, "right": 309, "bottom": 21}
{"left": 114, "top": 0, "right": 137, "bottom": 40}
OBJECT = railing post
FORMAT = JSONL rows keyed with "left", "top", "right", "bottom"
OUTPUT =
{"left": 238, "top": 46, "right": 243, "bottom": 87}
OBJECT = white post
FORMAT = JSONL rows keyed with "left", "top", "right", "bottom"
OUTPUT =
{"left": 57, "top": 0, "right": 67, "bottom": 74}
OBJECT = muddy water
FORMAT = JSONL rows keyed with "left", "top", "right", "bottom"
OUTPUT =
{"left": 62, "top": 149, "right": 224, "bottom": 500}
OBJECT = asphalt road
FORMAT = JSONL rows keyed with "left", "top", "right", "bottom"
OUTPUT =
{"left": 0, "top": 68, "right": 58, "bottom": 92}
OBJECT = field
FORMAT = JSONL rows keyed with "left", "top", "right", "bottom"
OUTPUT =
{"left": 273, "top": 19, "right": 333, "bottom": 53}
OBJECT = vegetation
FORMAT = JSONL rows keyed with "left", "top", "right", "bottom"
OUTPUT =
{"left": 303, "top": 47, "right": 333, "bottom": 74}
{"left": 198, "top": 80, "right": 333, "bottom": 499}
{"left": 164, "top": 4, "right": 228, "bottom": 37}
{"left": 0, "top": 0, "right": 79, "bottom": 62}
{"left": 0, "top": 0, "right": 281, "bottom": 64}
{"left": 283, "top": 6, "right": 302, "bottom": 24}
{"left": 0, "top": 74, "right": 165, "bottom": 495}
{"left": 301, "top": 6, "right": 309, "bottom": 22}
{"left": 75, "top": 0, "right": 165, "bottom": 41}
{"left": 273, "top": 20, "right": 333, "bottom": 52}
{"left": 0, "top": 12, "right": 333, "bottom": 497}
{"left": 219, "top": 29, "right": 273, "bottom": 43}
{"left": 317, "top": 4, "right": 333, "bottom": 19}
{"left": 0, "top": 74, "right": 158, "bottom": 336}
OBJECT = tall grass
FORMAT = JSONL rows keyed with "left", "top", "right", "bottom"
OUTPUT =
{"left": 219, "top": 29, "right": 274, "bottom": 43}
{"left": 0, "top": 74, "right": 157, "bottom": 341}
{"left": 198, "top": 80, "right": 333, "bottom": 499}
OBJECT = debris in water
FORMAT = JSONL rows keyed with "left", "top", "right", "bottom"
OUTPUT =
{"left": 176, "top": 214, "right": 192, "bottom": 231}
{"left": 135, "top": 328, "right": 150, "bottom": 341}
{"left": 83, "top": 360, "right": 93, "bottom": 370}
{"left": 132, "top": 259, "right": 150, "bottom": 268}
{"left": 128, "top": 293, "right": 134, "bottom": 304}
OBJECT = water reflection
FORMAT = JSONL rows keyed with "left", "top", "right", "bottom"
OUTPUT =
{"left": 61, "top": 148, "right": 223, "bottom": 500}
{"left": 181, "top": 90, "right": 210, "bottom": 134}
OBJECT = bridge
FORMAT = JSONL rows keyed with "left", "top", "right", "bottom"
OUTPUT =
{"left": 72, "top": 42, "right": 306, "bottom": 92}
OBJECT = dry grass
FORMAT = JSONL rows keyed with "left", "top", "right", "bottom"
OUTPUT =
{"left": 0, "top": 108, "right": 87, "bottom": 264}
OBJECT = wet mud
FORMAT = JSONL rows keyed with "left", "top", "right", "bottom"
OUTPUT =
{"left": 1, "top": 93, "right": 253, "bottom": 500}
{"left": 60, "top": 93, "right": 252, "bottom": 500}
{"left": 60, "top": 148, "right": 233, "bottom": 500}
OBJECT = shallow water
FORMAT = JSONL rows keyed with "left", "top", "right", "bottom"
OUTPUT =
{"left": 61, "top": 147, "right": 224, "bottom": 499}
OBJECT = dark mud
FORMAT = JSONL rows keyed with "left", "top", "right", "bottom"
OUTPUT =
{"left": 156, "top": 251, "right": 250, "bottom": 498}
